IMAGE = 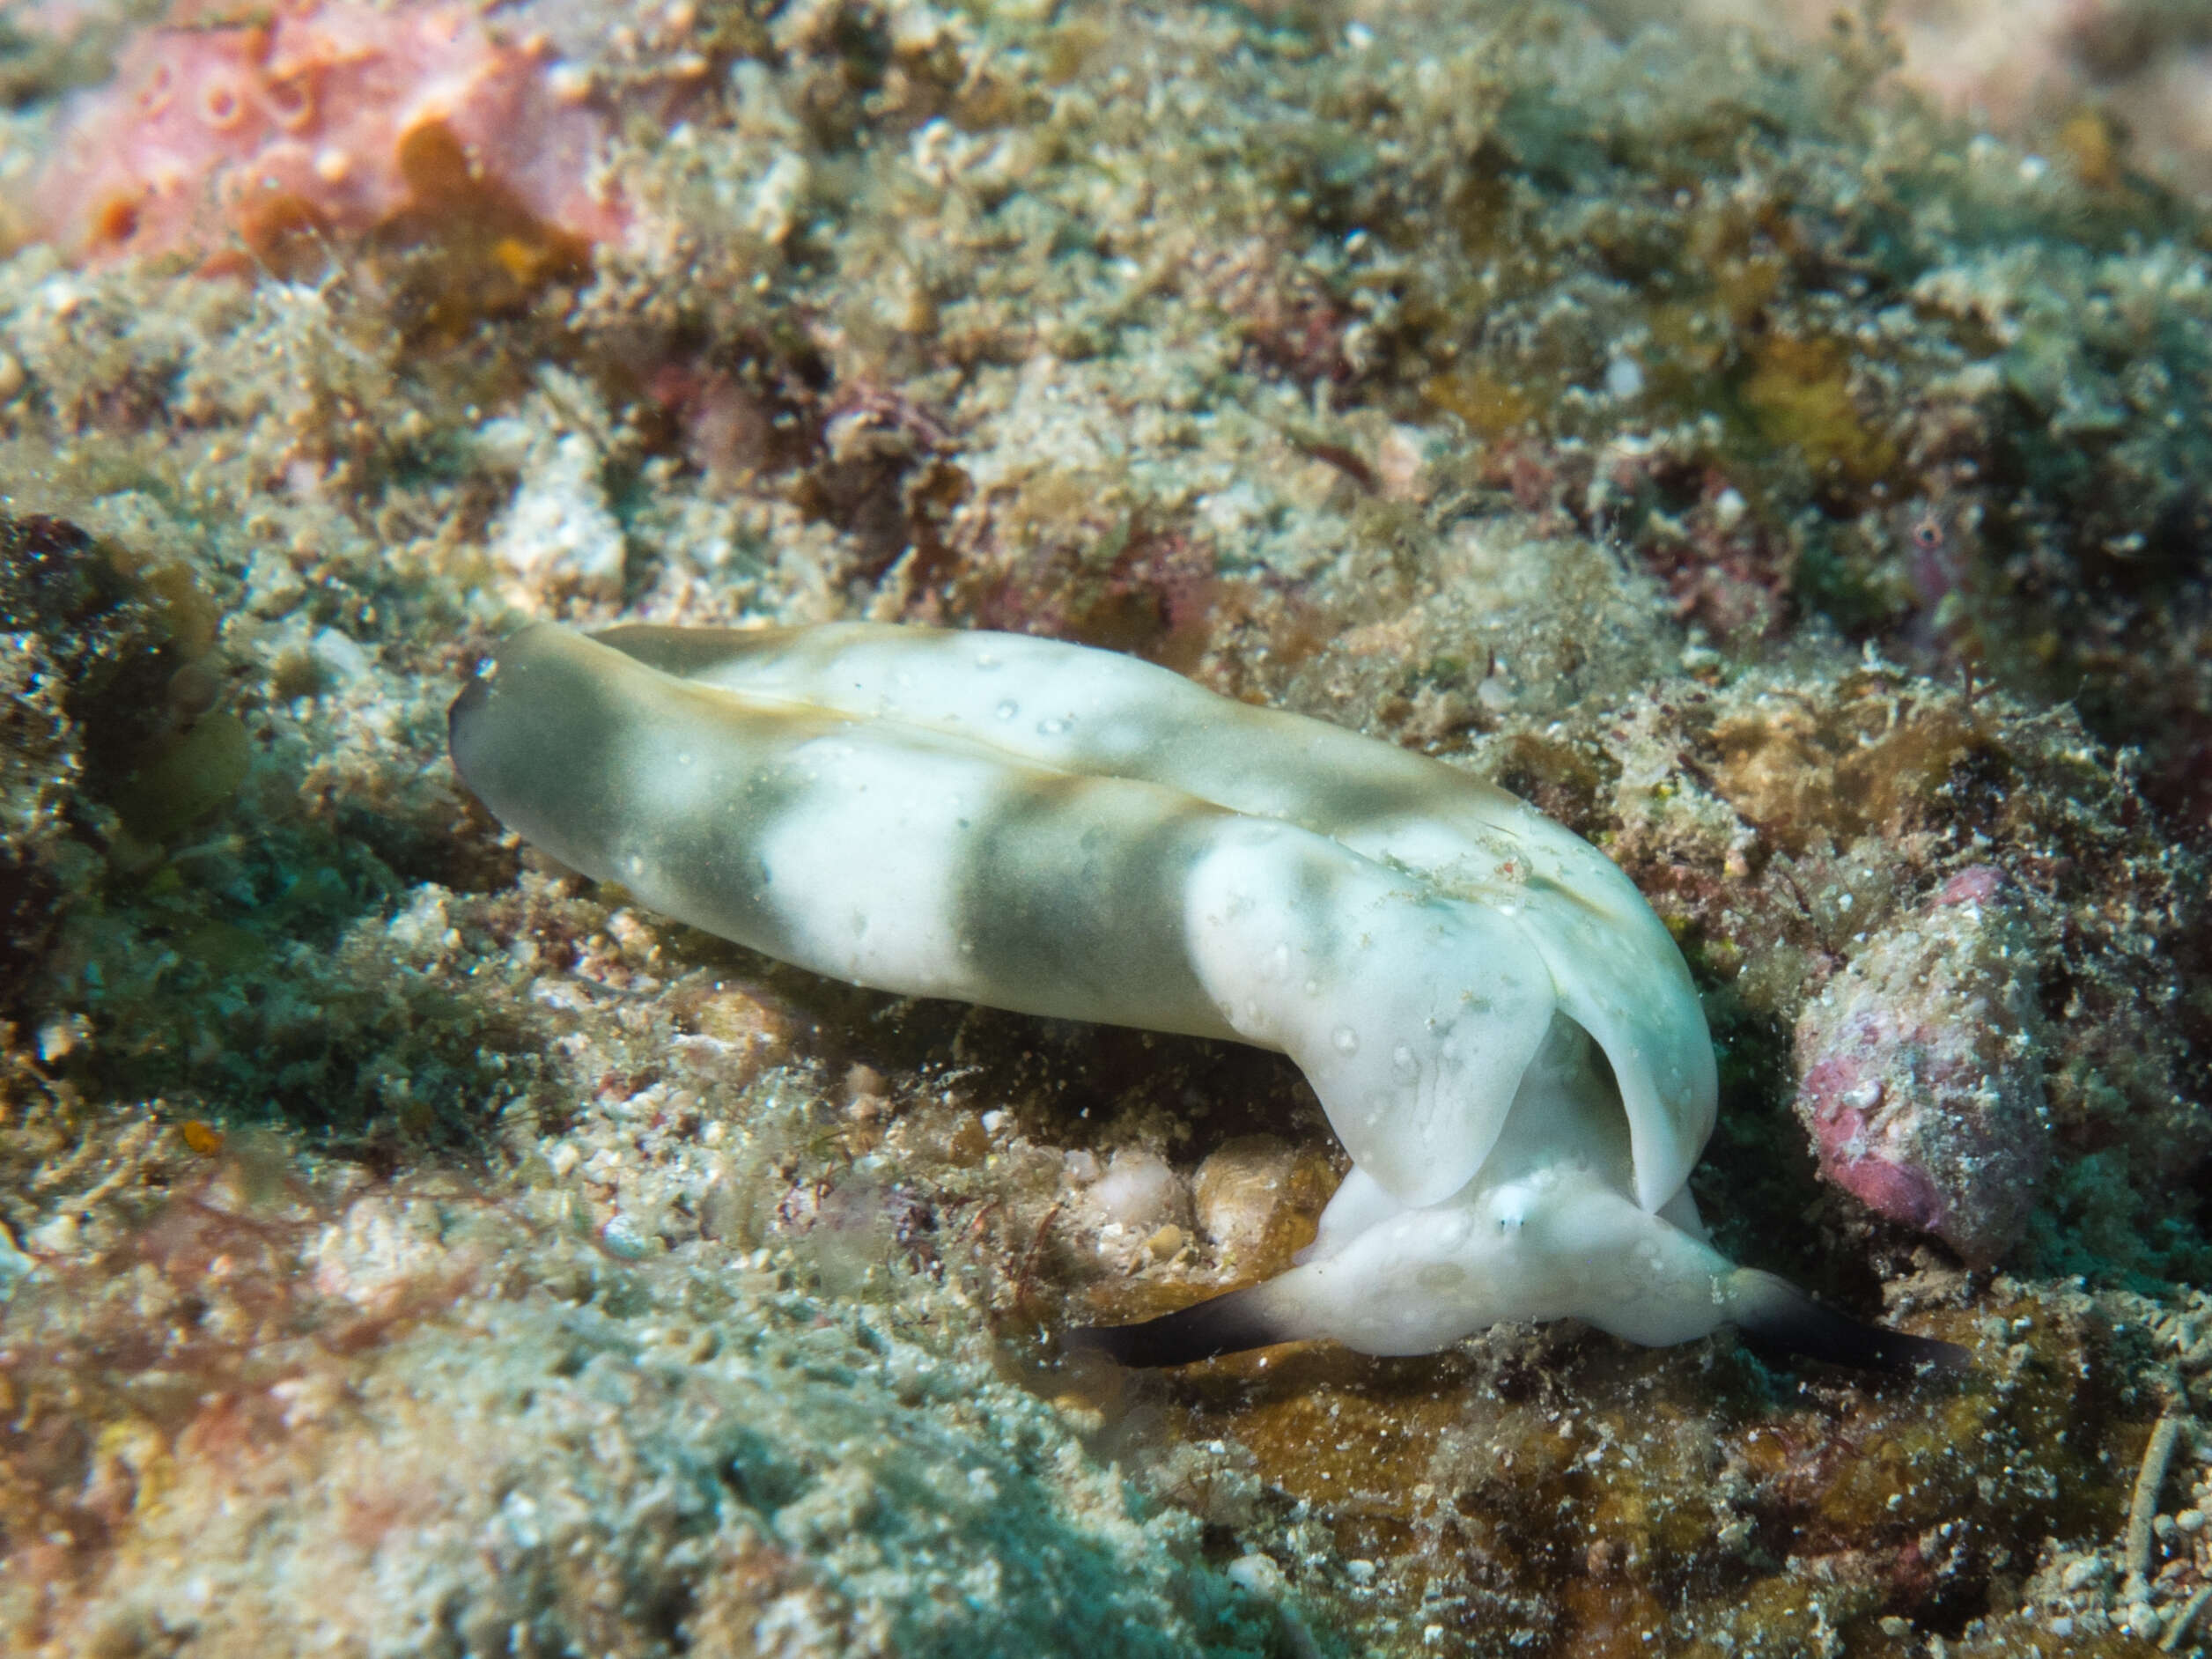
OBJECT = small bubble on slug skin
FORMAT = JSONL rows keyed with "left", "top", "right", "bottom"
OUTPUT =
{"left": 995, "top": 700, "right": 1018, "bottom": 720}
{"left": 1265, "top": 942, "right": 1292, "bottom": 980}
{"left": 1333, "top": 1026, "right": 1360, "bottom": 1055}
{"left": 676, "top": 751, "right": 695, "bottom": 766}
{"left": 1392, "top": 1044, "right": 1419, "bottom": 1081}
{"left": 1037, "top": 718, "right": 1066, "bottom": 735}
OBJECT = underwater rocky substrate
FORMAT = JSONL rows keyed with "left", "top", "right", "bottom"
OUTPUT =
{"left": 0, "top": 0, "right": 2209, "bottom": 1653}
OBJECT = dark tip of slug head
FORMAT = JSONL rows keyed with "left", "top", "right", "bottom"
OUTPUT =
{"left": 1069, "top": 1284, "right": 1294, "bottom": 1368}
{"left": 447, "top": 658, "right": 497, "bottom": 780}
{"left": 1729, "top": 1269, "right": 1971, "bottom": 1375}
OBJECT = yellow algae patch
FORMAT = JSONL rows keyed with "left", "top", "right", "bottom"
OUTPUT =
{"left": 1741, "top": 335, "right": 1897, "bottom": 490}
{"left": 1191, "top": 1137, "right": 1336, "bottom": 1274}
{"left": 179, "top": 1119, "right": 228, "bottom": 1158}
{"left": 1422, "top": 367, "right": 1538, "bottom": 439}
{"left": 1706, "top": 689, "right": 1984, "bottom": 854}
{"left": 1559, "top": 1577, "right": 1675, "bottom": 1659}
{"left": 91, "top": 1419, "right": 176, "bottom": 1525}
{"left": 1206, "top": 1353, "right": 1471, "bottom": 1561}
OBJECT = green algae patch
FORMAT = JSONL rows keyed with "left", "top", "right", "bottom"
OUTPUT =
{"left": 122, "top": 557, "right": 224, "bottom": 661}
{"left": 108, "top": 711, "right": 253, "bottom": 839}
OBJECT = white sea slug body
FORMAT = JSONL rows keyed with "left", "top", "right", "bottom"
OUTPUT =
{"left": 451, "top": 623, "right": 1961, "bottom": 1372}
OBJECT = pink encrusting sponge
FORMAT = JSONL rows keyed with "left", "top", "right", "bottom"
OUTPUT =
{"left": 1794, "top": 865, "right": 2053, "bottom": 1264}
{"left": 32, "top": 0, "right": 623, "bottom": 266}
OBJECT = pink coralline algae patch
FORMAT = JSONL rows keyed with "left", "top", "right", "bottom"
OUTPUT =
{"left": 1792, "top": 866, "right": 2053, "bottom": 1265}
{"left": 31, "top": 0, "right": 623, "bottom": 268}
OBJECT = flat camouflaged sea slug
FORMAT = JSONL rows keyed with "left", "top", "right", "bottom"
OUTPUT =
{"left": 450, "top": 623, "right": 1964, "bottom": 1373}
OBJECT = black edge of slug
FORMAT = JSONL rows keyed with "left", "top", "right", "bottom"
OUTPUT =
{"left": 447, "top": 657, "right": 497, "bottom": 777}
{"left": 1070, "top": 1286, "right": 1291, "bottom": 1368}
{"left": 1079, "top": 1275, "right": 1973, "bottom": 1375}
{"left": 1734, "top": 1273, "right": 1972, "bottom": 1375}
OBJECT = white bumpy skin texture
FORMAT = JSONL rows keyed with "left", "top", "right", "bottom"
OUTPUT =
{"left": 450, "top": 623, "right": 1962, "bottom": 1373}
